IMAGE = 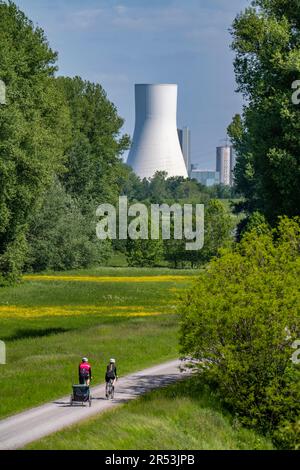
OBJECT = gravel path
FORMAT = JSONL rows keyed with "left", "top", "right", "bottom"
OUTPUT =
{"left": 0, "top": 359, "right": 189, "bottom": 449}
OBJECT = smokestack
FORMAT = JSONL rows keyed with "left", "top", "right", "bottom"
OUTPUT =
{"left": 127, "top": 84, "right": 188, "bottom": 179}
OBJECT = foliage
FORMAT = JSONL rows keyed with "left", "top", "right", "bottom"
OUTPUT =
{"left": 0, "top": 1, "right": 71, "bottom": 283}
{"left": 118, "top": 171, "right": 235, "bottom": 268}
{"left": 229, "top": 0, "right": 300, "bottom": 223}
{"left": 163, "top": 199, "right": 234, "bottom": 268}
{"left": 57, "top": 76, "right": 130, "bottom": 206}
{"left": 179, "top": 217, "right": 300, "bottom": 448}
{"left": 236, "top": 210, "right": 270, "bottom": 241}
{"left": 126, "top": 216, "right": 164, "bottom": 267}
{"left": 199, "top": 199, "right": 234, "bottom": 263}
{"left": 119, "top": 170, "right": 212, "bottom": 205}
{"left": 26, "top": 179, "right": 111, "bottom": 271}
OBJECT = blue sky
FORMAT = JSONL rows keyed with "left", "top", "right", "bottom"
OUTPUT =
{"left": 15, "top": 0, "right": 249, "bottom": 168}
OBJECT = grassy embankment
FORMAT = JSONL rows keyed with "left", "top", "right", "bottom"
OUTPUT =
{"left": 0, "top": 267, "right": 192, "bottom": 419}
{"left": 27, "top": 378, "right": 274, "bottom": 450}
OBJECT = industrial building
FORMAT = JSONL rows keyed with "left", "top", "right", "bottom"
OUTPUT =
{"left": 127, "top": 84, "right": 188, "bottom": 179}
{"left": 216, "top": 145, "right": 235, "bottom": 186}
{"left": 190, "top": 166, "right": 220, "bottom": 187}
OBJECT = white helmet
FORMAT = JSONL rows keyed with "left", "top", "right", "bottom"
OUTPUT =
{"left": 82, "top": 357, "right": 88, "bottom": 363}
{"left": 110, "top": 358, "right": 116, "bottom": 364}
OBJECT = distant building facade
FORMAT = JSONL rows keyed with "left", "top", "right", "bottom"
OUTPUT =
{"left": 216, "top": 146, "right": 235, "bottom": 186}
{"left": 177, "top": 127, "right": 191, "bottom": 176}
{"left": 190, "top": 166, "right": 220, "bottom": 187}
{"left": 230, "top": 148, "right": 236, "bottom": 186}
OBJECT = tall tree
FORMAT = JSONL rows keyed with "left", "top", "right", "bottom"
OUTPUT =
{"left": 229, "top": 0, "right": 300, "bottom": 223}
{"left": 0, "top": 1, "right": 71, "bottom": 283}
{"left": 180, "top": 216, "right": 300, "bottom": 448}
{"left": 57, "top": 76, "right": 130, "bottom": 206}
{"left": 26, "top": 179, "right": 111, "bottom": 272}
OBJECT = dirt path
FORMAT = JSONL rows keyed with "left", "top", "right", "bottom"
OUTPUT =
{"left": 0, "top": 359, "right": 190, "bottom": 449}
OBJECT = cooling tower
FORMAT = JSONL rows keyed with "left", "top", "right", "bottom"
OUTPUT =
{"left": 127, "top": 84, "right": 188, "bottom": 179}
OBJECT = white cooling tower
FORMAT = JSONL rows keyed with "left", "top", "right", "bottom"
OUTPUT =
{"left": 127, "top": 84, "right": 188, "bottom": 179}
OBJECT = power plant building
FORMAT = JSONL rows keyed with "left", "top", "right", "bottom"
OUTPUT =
{"left": 127, "top": 84, "right": 188, "bottom": 179}
{"left": 216, "top": 145, "right": 234, "bottom": 186}
{"left": 190, "top": 166, "right": 220, "bottom": 187}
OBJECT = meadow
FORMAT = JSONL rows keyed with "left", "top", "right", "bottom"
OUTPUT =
{"left": 27, "top": 377, "right": 274, "bottom": 450}
{"left": 0, "top": 267, "right": 193, "bottom": 419}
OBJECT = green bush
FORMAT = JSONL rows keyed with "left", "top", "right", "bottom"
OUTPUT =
{"left": 179, "top": 217, "right": 300, "bottom": 449}
{"left": 126, "top": 238, "right": 164, "bottom": 268}
{"left": 26, "top": 179, "right": 111, "bottom": 271}
{"left": 0, "top": 2, "right": 71, "bottom": 282}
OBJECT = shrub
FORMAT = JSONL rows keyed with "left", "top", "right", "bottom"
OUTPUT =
{"left": 26, "top": 179, "right": 111, "bottom": 271}
{"left": 179, "top": 217, "right": 300, "bottom": 448}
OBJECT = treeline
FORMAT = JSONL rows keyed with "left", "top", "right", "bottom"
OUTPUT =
{"left": 118, "top": 171, "right": 235, "bottom": 268}
{"left": 116, "top": 172, "right": 235, "bottom": 268}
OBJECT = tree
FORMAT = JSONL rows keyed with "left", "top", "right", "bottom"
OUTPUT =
{"left": 117, "top": 164, "right": 147, "bottom": 202}
{"left": 0, "top": 1, "right": 71, "bottom": 283}
{"left": 57, "top": 76, "right": 130, "bottom": 206}
{"left": 198, "top": 199, "right": 234, "bottom": 264}
{"left": 179, "top": 216, "right": 300, "bottom": 448}
{"left": 148, "top": 171, "right": 170, "bottom": 204}
{"left": 26, "top": 179, "right": 111, "bottom": 272}
{"left": 229, "top": 0, "right": 300, "bottom": 223}
{"left": 126, "top": 237, "right": 164, "bottom": 268}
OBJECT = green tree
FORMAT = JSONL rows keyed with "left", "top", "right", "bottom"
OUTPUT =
{"left": 148, "top": 171, "right": 170, "bottom": 204}
{"left": 117, "top": 164, "right": 148, "bottom": 202}
{"left": 57, "top": 76, "right": 130, "bottom": 206}
{"left": 179, "top": 217, "right": 300, "bottom": 448}
{"left": 126, "top": 237, "right": 164, "bottom": 268}
{"left": 0, "top": 1, "right": 71, "bottom": 283}
{"left": 229, "top": 0, "right": 300, "bottom": 223}
{"left": 26, "top": 179, "right": 111, "bottom": 272}
{"left": 199, "top": 199, "right": 234, "bottom": 264}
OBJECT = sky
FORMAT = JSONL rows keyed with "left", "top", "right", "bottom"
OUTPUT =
{"left": 15, "top": 0, "right": 250, "bottom": 168}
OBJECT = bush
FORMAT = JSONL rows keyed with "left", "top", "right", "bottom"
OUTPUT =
{"left": 126, "top": 238, "right": 164, "bottom": 268}
{"left": 179, "top": 217, "right": 300, "bottom": 449}
{"left": 26, "top": 180, "right": 111, "bottom": 272}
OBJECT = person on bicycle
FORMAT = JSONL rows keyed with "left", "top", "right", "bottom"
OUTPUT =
{"left": 79, "top": 357, "right": 92, "bottom": 386}
{"left": 105, "top": 358, "right": 118, "bottom": 398}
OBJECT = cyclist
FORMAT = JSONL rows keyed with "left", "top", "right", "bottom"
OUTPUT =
{"left": 105, "top": 358, "right": 118, "bottom": 398}
{"left": 79, "top": 357, "right": 92, "bottom": 386}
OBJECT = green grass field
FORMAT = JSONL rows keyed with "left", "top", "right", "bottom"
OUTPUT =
{"left": 0, "top": 267, "right": 193, "bottom": 419}
{"left": 27, "top": 378, "right": 274, "bottom": 450}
